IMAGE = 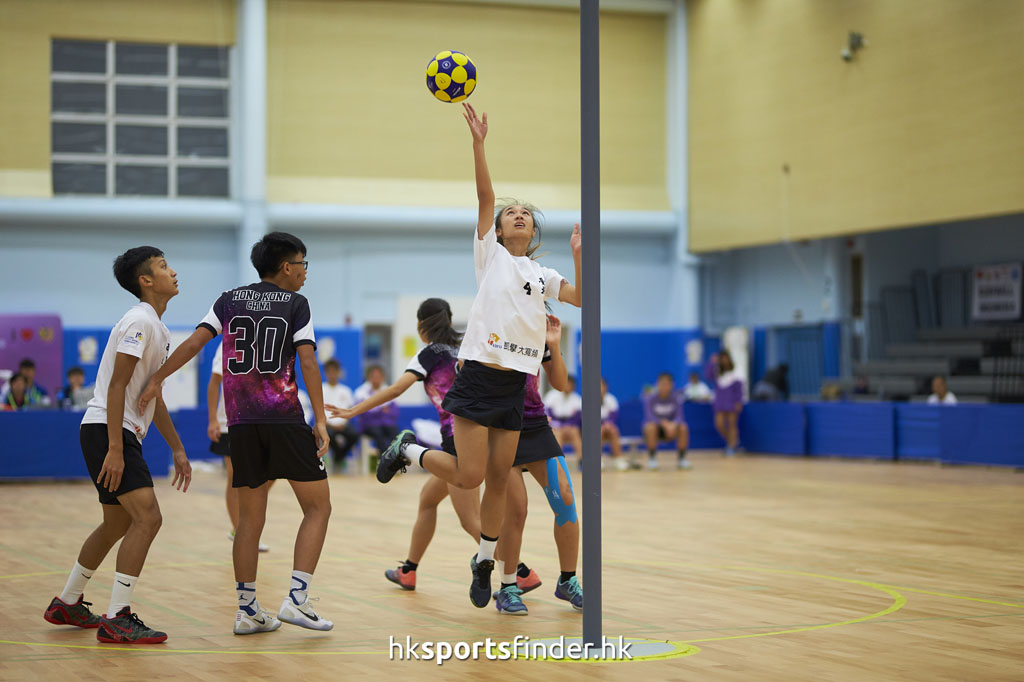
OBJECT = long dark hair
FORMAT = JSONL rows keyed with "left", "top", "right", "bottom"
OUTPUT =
{"left": 417, "top": 298, "right": 463, "bottom": 348}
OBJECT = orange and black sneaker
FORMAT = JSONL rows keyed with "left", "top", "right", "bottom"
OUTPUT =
{"left": 96, "top": 607, "right": 167, "bottom": 644}
{"left": 385, "top": 564, "right": 417, "bottom": 591}
{"left": 44, "top": 595, "right": 102, "bottom": 628}
{"left": 516, "top": 563, "right": 542, "bottom": 595}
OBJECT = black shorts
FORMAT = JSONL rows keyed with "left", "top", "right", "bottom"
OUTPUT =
{"left": 80, "top": 424, "right": 153, "bottom": 505}
{"left": 209, "top": 434, "right": 230, "bottom": 457}
{"left": 228, "top": 423, "right": 327, "bottom": 488}
{"left": 442, "top": 360, "right": 527, "bottom": 431}
{"left": 441, "top": 434, "right": 457, "bottom": 457}
{"left": 654, "top": 424, "right": 683, "bottom": 441}
{"left": 512, "top": 419, "right": 563, "bottom": 467}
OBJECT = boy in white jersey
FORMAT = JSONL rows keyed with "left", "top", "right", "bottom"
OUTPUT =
{"left": 139, "top": 232, "right": 332, "bottom": 636}
{"left": 376, "top": 102, "right": 582, "bottom": 608}
{"left": 44, "top": 247, "right": 192, "bottom": 644}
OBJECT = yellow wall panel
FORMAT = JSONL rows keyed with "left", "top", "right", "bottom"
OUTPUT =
{"left": 688, "top": 0, "right": 1024, "bottom": 252}
{"left": 267, "top": 0, "right": 667, "bottom": 210}
{"left": 0, "top": 0, "right": 235, "bottom": 194}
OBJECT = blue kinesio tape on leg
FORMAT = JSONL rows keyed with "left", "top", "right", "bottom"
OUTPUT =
{"left": 545, "top": 456, "right": 578, "bottom": 526}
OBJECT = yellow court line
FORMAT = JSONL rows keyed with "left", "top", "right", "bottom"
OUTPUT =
{"left": 878, "top": 585, "right": 1024, "bottom": 610}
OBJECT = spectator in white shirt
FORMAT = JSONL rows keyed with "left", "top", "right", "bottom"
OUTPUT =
{"left": 544, "top": 375, "right": 583, "bottom": 458}
{"left": 927, "top": 375, "right": 958, "bottom": 405}
{"left": 322, "top": 358, "right": 359, "bottom": 466}
{"left": 682, "top": 372, "right": 713, "bottom": 403}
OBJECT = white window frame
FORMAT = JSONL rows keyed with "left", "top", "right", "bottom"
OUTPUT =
{"left": 51, "top": 41, "right": 231, "bottom": 198}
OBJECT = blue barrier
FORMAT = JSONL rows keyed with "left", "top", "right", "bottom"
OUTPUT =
{"left": 739, "top": 403, "right": 807, "bottom": 455}
{"left": 806, "top": 402, "right": 895, "bottom": 459}
{"left": 939, "top": 404, "right": 1024, "bottom": 467}
{"left": 895, "top": 404, "right": 941, "bottom": 460}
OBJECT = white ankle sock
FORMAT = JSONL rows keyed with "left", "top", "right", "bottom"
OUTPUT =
{"left": 59, "top": 561, "right": 94, "bottom": 604}
{"left": 404, "top": 443, "right": 427, "bottom": 468}
{"left": 501, "top": 571, "right": 517, "bottom": 586}
{"left": 290, "top": 570, "right": 313, "bottom": 605}
{"left": 237, "top": 581, "right": 258, "bottom": 615}
{"left": 107, "top": 572, "right": 137, "bottom": 618}
{"left": 477, "top": 537, "right": 497, "bottom": 563}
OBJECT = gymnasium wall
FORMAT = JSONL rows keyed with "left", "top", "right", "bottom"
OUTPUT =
{"left": 266, "top": 0, "right": 669, "bottom": 211}
{"left": 0, "top": 0, "right": 236, "bottom": 197}
{"left": 687, "top": 0, "right": 1024, "bottom": 252}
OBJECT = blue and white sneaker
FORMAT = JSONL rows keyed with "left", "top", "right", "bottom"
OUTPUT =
{"left": 494, "top": 585, "right": 528, "bottom": 616}
{"left": 554, "top": 576, "right": 583, "bottom": 612}
{"left": 377, "top": 430, "right": 414, "bottom": 483}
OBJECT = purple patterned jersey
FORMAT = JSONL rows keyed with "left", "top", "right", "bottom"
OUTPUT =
{"left": 405, "top": 343, "right": 459, "bottom": 439}
{"left": 522, "top": 345, "right": 553, "bottom": 427}
{"left": 199, "top": 282, "right": 316, "bottom": 426}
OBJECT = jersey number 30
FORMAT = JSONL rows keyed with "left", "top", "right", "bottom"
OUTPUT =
{"left": 227, "top": 316, "right": 288, "bottom": 374}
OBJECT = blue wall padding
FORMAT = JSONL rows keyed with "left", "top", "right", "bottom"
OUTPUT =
{"left": 939, "top": 405, "right": 1024, "bottom": 467}
{"left": 895, "top": 404, "right": 941, "bottom": 460}
{"left": 0, "top": 411, "right": 170, "bottom": 479}
{"left": 806, "top": 402, "right": 896, "bottom": 459}
{"left": 684, "top": 402, "right": 727, "bottom": 449}
{"left": 752, "top": 327, "right": 767, "bottom": 384}
{"left": 822, "top": 322, "right": 841, "bottom": 379}
{"left": 739, "top": 403, "right": 807, "bottom": 455}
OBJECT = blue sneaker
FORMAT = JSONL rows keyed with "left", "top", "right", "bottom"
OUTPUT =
{"left": 469, "top": 554, "right": 494, "bottom": 608}
{"left": 377, "top": 430, "right": 414, "bottom": 483}
{"left": 494, "top": 585, "right": 528, "bottom": 616}
{"left": 554, "top": 576, "right": 583, "bottom": 612}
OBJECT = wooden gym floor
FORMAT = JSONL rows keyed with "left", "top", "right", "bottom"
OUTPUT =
{"left": 1, "top": 451, "right": 1021, "bottom": 681}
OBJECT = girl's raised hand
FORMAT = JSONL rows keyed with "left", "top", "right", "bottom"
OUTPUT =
{"left": 463, "top": 102, "right": 488, "bottom": 142}
{"left": 570, "top": 223, "right": 582, "bottom": 258}
{"left": 545, "top": 314, "right": 562, "bottom": 346}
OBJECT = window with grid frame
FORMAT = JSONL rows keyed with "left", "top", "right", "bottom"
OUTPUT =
{"left": 50, "top": 39, "right": 231, "bottom": 198}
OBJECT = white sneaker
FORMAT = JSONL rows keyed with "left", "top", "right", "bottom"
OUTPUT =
{"left": 647, "top": 458, "right": 659, "bottom": 471}
{"left": 278, "top": 596, "right": 333, "bottom": 631}
{"left": 677, "top": 458, "right": 693, "bottom": 470}
{"left": 615, "top": 458, "right": 630, "bottom": 472}
{"left": 234, "top": 608, "right": 282, "bottom": 635}
{"left": 228, "top": 530, "right": 270, "bottom": 552}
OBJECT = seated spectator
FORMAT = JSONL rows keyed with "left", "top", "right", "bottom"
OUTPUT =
{"left": 852, "top": 375, "right": 871, "bottom": 395}
{"left": 681, "top": 372, "right": 713, "bottom": 403}
{"left": 3, "top": 373, "right": 29, "bottom": 411}
{"left": 752, "top": 363, "right": 789, "bottom": 401}
{"left": 354, "top": 364, "right": 400, "bottom": 450}
{"left": 322, "top": 358, "right": 359, "bottom": 467}
{"left": 643, "top": 372, "right": 690, "bottom": 470}
{"left": 57, "top": 366, "right": 93, "bottom": 410}
{"left": 927, "top": 375, "right": 958, "bottom": 405}
{"left": 1, "top": 358, "right": 50, "bottom": 406}
{"left": 544, "top": 375, "right": 583, "bottom": 458}
{"left": 708, "top": 351, "right": 744, "bottom": 456}
{"left": 600, "top": 377, "right": 627, "bottom": 470}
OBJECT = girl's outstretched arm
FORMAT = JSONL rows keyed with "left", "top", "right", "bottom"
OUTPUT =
{"left": 463, "top": 102, "right": 495, "bottom": 239}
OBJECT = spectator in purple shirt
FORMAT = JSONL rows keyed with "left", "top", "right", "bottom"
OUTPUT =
{"left": 707, "top": 351, "right": 744, "bottom": 455}
{"left": 354, "top": 364, "right": 400, "bottom": 451}
{"left": 643, "top": 372, "right": 690, "bottom": 470}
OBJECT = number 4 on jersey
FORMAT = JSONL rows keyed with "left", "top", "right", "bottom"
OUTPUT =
{"left": 523, "top": 278, "right": 545, "bottom": 296}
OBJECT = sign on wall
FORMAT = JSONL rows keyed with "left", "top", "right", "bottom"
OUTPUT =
{"left": 972, "top": 263, "right": 1022, "bottom": 321}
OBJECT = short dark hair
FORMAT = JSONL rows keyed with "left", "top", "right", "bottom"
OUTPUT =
{"left": 113, "top": 246, "right": 164, "bottom": 298}
{"left": 366, "top": 364, "right": 385, "bottom": 377}
{"left": 251, "top": 232, "right": 307, "bottom": 278}
{"left": 8, "top": 372, "right": 25, "bottom": 386}
{"left": 658, "top": 371, "right": 675, "bottom": 382}
{"left": 67, "top": 366, "right": 84, "bottom": 377}
{"left": 19, "top": 358, "right": 35, "bottom": 370}
{"left": 324, "top": 358, "right": 341, "bottom": 370}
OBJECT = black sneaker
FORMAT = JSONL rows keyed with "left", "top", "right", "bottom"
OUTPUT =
{"left": 469, "top": 554, "right": 494, "bottom": 608}
{"left": 377, "top": 429, "right": 415, "bottom": 483}
{"left": 96, "top": 607, "right": 167, "bottom": 644}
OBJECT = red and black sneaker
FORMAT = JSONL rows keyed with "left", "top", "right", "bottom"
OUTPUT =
{"left": 516, "top": 565, "right": 542, "bottom": 595}
{"left": 96, "top": 607, "right": 168, "bottom": 644}
{"left": 44, "top": 595, "right": 102, "bottom": 628}
{"left": 385, "top": 565, "right": 417, "bottom": 591}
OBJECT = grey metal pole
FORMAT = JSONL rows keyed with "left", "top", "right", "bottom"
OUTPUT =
{"left": 580, "top": 0, "right": 602, "bottom": 649}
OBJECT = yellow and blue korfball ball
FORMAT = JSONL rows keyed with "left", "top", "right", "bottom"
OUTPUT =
{"left": 425, "top": 50, "right": 477, "bottom": 103}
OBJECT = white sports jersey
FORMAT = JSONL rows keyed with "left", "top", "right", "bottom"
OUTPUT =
{"left": 459, "top": 227, "right": 564, "bottom": 374}
{"left": 82, "top": 302, "right": 171, "bottom": 443}
{"left": 210, "top": 344, "right": 228, "bottom": 433}
{"left": 601, "top": 392, "right": 620, "bottom": 421}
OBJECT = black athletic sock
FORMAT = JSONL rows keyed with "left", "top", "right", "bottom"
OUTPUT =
{"left": 559, "top": 571, "right": 576, "bottom": 584}
{"left": 648, "top": 449, "right": 656, "bottom": 458}
{"left": 678, "top": 449, "right": 687, "bottom": 459}
{"left": 402, "top": 560, "right": 418, "bottom": 573}
{"left": 501, "top": 582, "right": 516, "bottom": 590}
{"left": 516, "top": 562, "right": 531, "bottom": 578}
